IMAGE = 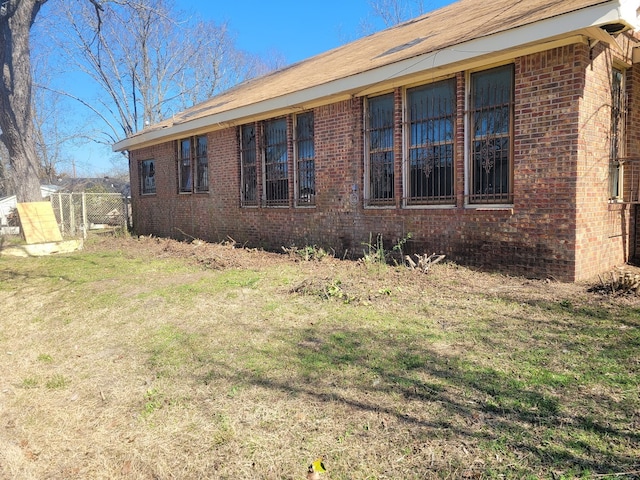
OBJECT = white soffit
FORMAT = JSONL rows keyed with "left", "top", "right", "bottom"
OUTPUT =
{"left": 113, "top": 0, "right": 638, "bottom": 152}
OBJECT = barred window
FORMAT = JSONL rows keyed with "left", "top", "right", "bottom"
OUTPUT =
{"left": 178, "top": 138, "right": 192, "bottom": 193}
{"left": 263, "top": 118, "right": 289, "bottom": 206}
{"left": 366, "top": 93, "right": 395, "bottom": 205}
{"left": 195, "top": 136, "right": 209, "bottom": 193}
{"left": 140, "top": 159, "right": 156, "bottom": 195}
{"left": 295, "top": 112, "right": 315, "bottom": 206}
{"left": 469, "top": 65, "right": 513, "bottom": 204}
{"left": 610, "top": 67, "right": 625, "bottom": 199}
{"left": 406, "top": 79, "right": 455, "bottom": 205}
{"left": 240, "top": 124, "right": 258, "bottom": 206}
{"left": 177, "top": 136, "right": 208, "bottom": 193}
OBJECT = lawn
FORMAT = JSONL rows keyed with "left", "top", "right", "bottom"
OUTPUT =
{"left": 0, "top": 234, "right": 638, "bottom": 479}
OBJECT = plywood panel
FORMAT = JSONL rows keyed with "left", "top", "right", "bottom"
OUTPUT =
{"left": 16, "top": 202, "right": 63, "bottom": 244}
{"left": 0, "top": 239, "right": 82, "bottom": 257}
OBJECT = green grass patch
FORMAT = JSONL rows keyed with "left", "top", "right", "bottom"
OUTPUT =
{"left": 21, "top": 377, "right": 39, "bottom": 389}
{"left": 45, "top": 374, "right": 69, "bottom": 389}
{"left": 147, "top": 324, "right": 203, "bottom": 376}
{"left": 0, "top": 235, "right": 638, "bottom": 479}
{"left": 36, "top": 353, "right": 53, "bottom": 363}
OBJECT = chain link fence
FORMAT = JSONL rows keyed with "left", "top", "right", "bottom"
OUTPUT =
{"left": 50, "top": 192, "right": 130, "bottom": 237}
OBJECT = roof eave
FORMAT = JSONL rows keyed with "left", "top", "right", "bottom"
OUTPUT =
{"left": 113, "top": 0, "right": 637, "bottom": 152}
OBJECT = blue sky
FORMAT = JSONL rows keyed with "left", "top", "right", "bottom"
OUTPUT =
{"left": 182, "top": 1, "right": 451, "bottom": 64}
{"left": 68, "top": 0, "right": 453, "bottom": 176}
{"left": 182, "top": 0, "right": 377, "bottom": 64}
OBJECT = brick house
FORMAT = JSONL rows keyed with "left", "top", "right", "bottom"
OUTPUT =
{"left": 114, "top": 0, "right": 640, "bottom": 281}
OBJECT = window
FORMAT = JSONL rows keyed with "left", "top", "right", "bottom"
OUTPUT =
{"left": 140, "top": 159, "right": 156, "bottom": 195}
{"left": 406, "top": 79, "right": 456, "bottom": 205}
{"left": 366, "top": 93, "right": 395, "bottom": 205}
{"left": 469, "top": 65, "right": 514, "bottom": 204}
{"left": 610, "top": 67, "right": 625, "bottom": 200}
{"left": 295, "top": 112, "right": 315, "bottom": 206}
{"left": 263, "top": 118, "right": 289, "bottom": 206}
{"left": 240, "top": 124, "right": 258, "bottom": 206}
{"left": 177, "top": 135, "right": 209, "bottom": 193}
{"left": 241, "top": 115, "right": 314, "bottom": 208}
{"left": 178, "top": 138, "right": 192, "bottom": 193}
{"left": 195, "top": 136, "right": 209, "bottom": 192}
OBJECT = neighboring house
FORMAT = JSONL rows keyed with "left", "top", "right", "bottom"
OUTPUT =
{"left": 114, "top": 0, "right": 640, "bottom": 281}
{"left": 0, "top": 185, "right": 59, "bottom": 230}
{"left": 52, "top": 177, "right": 130, "bottom": 195}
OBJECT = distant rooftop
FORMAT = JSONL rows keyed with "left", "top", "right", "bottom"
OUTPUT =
{"left": 52, "top": 177, "right": 130, "bottom": 195}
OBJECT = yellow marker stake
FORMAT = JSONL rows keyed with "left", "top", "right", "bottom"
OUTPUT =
{"left": 311, "top": 458, "right": 326, "bottom": 473}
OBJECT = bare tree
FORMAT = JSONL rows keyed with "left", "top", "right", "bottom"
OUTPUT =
{"left": 0, "top": 0, "right": 48, "bottom": 202}
{"left": 32, "top": 89, "right": 80, "bottom": 184}
{"left": 48, "top": 0, "right": 271, "bottom": 145}
{"left": 0, "top": 141, "right": 9, "bottom": 197}
{"left": 1, "top": 0, "right": 283, "bottom": 198}
{"left": 368, "top": 0, "right": 428, "bottom": 28}
{"left": 30, "top": 35, "right": 84, "bottom": 184}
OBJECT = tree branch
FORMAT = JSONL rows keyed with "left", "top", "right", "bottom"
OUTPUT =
{"left": 88, "top": 0, "right": 104, "bottom": 19}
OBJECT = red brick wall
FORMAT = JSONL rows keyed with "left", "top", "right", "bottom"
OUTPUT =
{"left": 129, "top": 41, "right": 637, "bottom": 281}
{"left": 573, "top": 41, "right": 635, "bottom": 279}
{"left": 511, "top": 45, "right": 584, "bottom": 279}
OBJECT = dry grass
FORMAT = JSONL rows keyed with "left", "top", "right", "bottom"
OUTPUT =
{"left": 0, "top": 234, "right": 638, "bottom": 480}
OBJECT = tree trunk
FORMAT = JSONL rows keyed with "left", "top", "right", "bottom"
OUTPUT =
{"left": 0, "top": 0, "right": 48, "bottom": 202}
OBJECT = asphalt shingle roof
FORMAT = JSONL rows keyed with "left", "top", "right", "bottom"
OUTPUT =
{"left": 118, "top": 0, "right": 625, "bottom": 148}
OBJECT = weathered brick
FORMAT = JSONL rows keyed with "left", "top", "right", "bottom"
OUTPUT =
{"left": 128, "top": 42, "right": 638, "bottom": 282}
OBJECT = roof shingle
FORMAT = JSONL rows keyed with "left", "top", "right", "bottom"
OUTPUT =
{"left": 116, "top": 0, "right": 632, "bottom": 149}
